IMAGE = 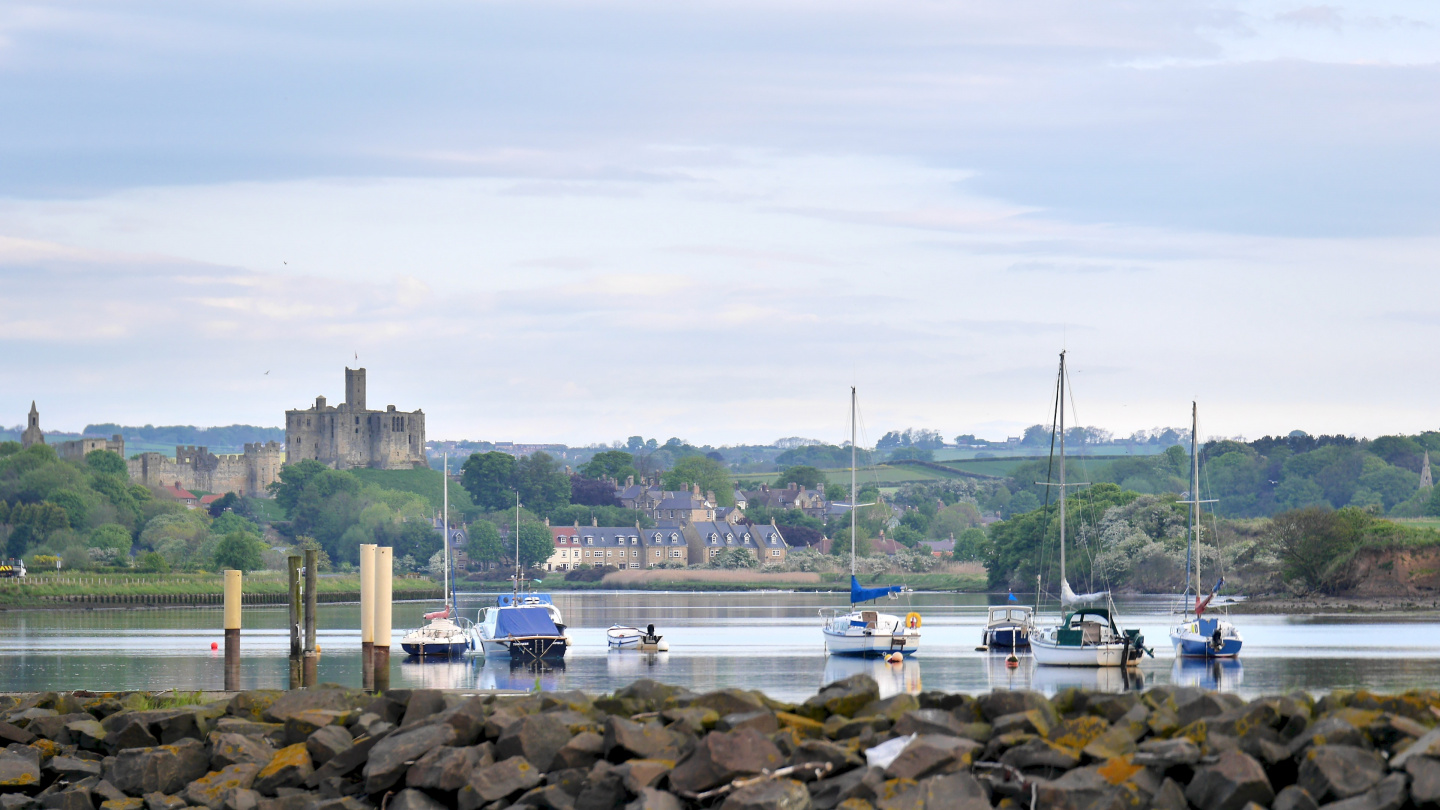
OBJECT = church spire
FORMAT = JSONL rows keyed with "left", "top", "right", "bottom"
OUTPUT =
{"left": 21, "top": 401, "right": 44, "bottom": 448}
{"left": 1422, "top": 451, "right": 1433, "bottom": 490}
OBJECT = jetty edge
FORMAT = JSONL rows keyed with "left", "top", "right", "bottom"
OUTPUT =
{"left": 0, "top": 680, "right": 1436, "bottom": 810}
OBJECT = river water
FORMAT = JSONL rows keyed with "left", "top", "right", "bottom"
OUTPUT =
{"left": 1, "top": 592, "right": 1436, "bottom": 702}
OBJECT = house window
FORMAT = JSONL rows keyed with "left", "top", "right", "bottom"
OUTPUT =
{"left": 586, "top": 538, "right": 593, "bottom": 545}
{"left": 631, "top": 549, "right": 637, "bottom": 557}
{"left": 606, "top": 550, "right": 612, "bottom": 557}
{"left": 771, "top": 550, "right": 781, "bottom": 557}
{"left": 671, "top": 550, "right": 681, "bottom": 558}
{"left": 709, "top": 549, "right": 719, "bottom": 557}
{"left": 655, "top": 550, "right": 661, "bottom": 557}
{"left": 629, "top": 563, "right": 640, "bottom": 569}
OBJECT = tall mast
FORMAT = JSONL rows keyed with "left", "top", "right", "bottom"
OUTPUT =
{"left": 1058, "top": 352, "right": 1067, "bottom": 591}
{"left": 443, "top": 451, "right": 449, "bottom": 611}
{"left": 850, "top": 386, "right": 857, "bottom": 578}
{"left": 1191, "top": 402, "right": 1201, "bottom": 608}
{"left": 514, "top": 491, "right": 521, "bottom": 597}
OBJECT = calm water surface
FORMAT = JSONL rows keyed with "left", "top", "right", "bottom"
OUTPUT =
{"left": 2, "top": 592, "right": 1437, "bottom": 702}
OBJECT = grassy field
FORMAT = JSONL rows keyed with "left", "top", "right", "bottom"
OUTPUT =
{"left": 0, "top": 571, "right": 442, "bottom": 607}
{"left": 742, "top": 464, "right": 970, "bottom": 487}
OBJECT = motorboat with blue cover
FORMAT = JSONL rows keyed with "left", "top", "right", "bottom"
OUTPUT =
{"left": 821, "top": 576, "right": 921, "bottom": 658}
{"left": 475, "top": 593, "right": 570, "bottom": 660}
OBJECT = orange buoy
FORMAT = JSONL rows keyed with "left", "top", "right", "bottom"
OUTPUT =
{"left": 1005, "top": 654, "right": 1019, "bottom": 668}
{"left": 211, "top": 641, "right": 218, "bottom": 650}
{"left": 886, "top": 652, "right": 903, "bottom": 664}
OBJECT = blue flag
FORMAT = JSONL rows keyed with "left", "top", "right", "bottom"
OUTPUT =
{"left": 1007, "top": 590, "right": 1018, "bottom": 602}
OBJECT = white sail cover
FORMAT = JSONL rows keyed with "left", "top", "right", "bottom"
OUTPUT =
{"left": 1061, "top": 579, "right": 1108, "bottom": 606}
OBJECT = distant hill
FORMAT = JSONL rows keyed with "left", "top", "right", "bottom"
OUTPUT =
{"left": 85, "top": 424, "right": 285, "bottom": 455}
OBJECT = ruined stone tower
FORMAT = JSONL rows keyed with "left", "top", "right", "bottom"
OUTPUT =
{"left": 1422, "top": 451, "right": 1433, "bottom": 490}
{"left": 284, "top": 367, "right": 426, "bottom": 470}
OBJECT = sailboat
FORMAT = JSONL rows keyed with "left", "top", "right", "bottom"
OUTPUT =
{"left": 1029, "top": 352, "right": 1148, "bottom": 668}
{"left": 1170, "top": 403, "right": 1243, "bottom": 658}
{"left": 401, "top": 452, "right": 473, "bottom": 657}
{"left": 820, "top": 387, "right": 922, "bottom": 658}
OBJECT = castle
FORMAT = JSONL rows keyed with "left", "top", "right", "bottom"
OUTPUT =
{"left": 127, "top": 442, "right": 284, "bottom": 498}
{"left": 284, "top": 367, "right": 426, "bottom": 470}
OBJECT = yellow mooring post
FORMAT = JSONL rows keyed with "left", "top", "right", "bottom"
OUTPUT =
{"left": 287, "top": 555, "right": 301, "bottom": 690}
{"left": 303, "top": 548, "right": 319, "bottom": 688}
{"left": 374, "top": 546, "right": 393, "bottom": 692}
{"left": 223, "top": 569, "right": 241, "bottom": 692}
{"left": 359, "top": 543, "right": 377, "bottom": 691}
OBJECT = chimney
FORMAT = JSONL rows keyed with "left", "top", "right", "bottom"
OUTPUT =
{"left": 787, "top": 482, "right": 798, "bottom": 491}
{"left": 544, "top": 517, "right": 550, "bottom": 526}
{"left": 692, "top": 483, "right": 701, "bottom": 497}
{"left": 705, "top": 490, "right": 715, "bottom": 504}
{"left": 592, "top": 516, "right": 598, "bottom": 527}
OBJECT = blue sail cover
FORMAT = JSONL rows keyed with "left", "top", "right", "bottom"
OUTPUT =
{"left": 851, "top": 575, "right": 902, "bottom": 604}
{"left": 494, "top": 607, "right": 560, "bottom": 638}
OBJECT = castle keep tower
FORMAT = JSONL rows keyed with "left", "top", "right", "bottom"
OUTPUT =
{"left": 284, "top": 367, "right": 426, "bottom": 470}
{"left": 21, "top": 402, "right": 44, "bottom": 448}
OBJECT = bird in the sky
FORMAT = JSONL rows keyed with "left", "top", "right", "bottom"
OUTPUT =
{"left": 264, "top": 370, "right": 270, "bottom": 375}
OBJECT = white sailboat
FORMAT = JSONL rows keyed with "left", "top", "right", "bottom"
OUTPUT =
{"left": 820, "top": 387, "right": 922, "bottom": 658}
{"left": 401, "top": 451, "right": 472, "bottom": 656}
{"left": 1029, "top": 352, "right": 1148, "bottom": 668}
{"left": 471, "top": 492, "right": 570, "bottom": 660}
{"left": 1170, "top": 403, "right": 1243, "bottom": 658}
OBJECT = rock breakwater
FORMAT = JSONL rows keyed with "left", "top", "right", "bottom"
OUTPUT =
{"left": 2, "top": 679, "right": 1439, "bottom": 810}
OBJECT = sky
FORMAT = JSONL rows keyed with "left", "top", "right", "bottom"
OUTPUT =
{"left": 2, "top": 0, "right": 1439, "bottom": 446}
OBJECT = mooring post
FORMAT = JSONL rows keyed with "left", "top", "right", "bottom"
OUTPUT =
{"left": 223, "top": 569, "right": 241, "bottom": 692}
{"left": 287, "top": 555, "right": 301, "bottom": 690}
{"left": 360, "top": 543, "right": 377, "bottom": 691}
{"left": 303, "top": 548, "right": 319, "bottom": 688}
{"left": 374, "top": 546, "right": 392, "bottom": 692}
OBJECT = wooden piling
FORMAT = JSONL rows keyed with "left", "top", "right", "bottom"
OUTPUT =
{"left": 374, "top": 546, "right": 392, "bottom": 692}
{"left": 223, "top": 569, "right": 241, "bottom": 692}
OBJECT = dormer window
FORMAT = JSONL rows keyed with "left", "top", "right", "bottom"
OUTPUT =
{"left": 586, "top": 537, "right": 593, "bottom": 545}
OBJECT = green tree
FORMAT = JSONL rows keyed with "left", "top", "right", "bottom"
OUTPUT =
{"left": 953, "top": 526, "right": 989, "bottom": 562}
{"left": 712, "top": 548, "right": 759, "bottom": 569}
{"left": 137, "top": 551, "right": 170, "bottom": 573}
{"left": 661, "top": 457, "right": 735, "bottom": 506}
{"left": 214, "top": 531, "right": 266, "bottom": 572}
{"left": 461, "top": 452, "right": 518, "bottom": 511}
{"left": 517, "top": 522, "right": 555, "bottom": 568}
{"left": 296, "top": 536, "right": 332, "bottom": 572}
{"left": 269, "top": 459, "right": 329, "bottom": 513}
{"left": 824, "top": 483, "right": 848, "bottom": 502}
{"left": 88, "top": 523, "right": 133, "bottom": 554}
{"left": 580, "top": 451, "right": 639, "bottom": 483}
{"left": 776, "top": 465, "right": 827, "bottom": 490}
{"left": 516, "top": 452, "right": 571, "bottom": 515}
{"left": 211, "top": 511, "right": 260, "bottom": 538}
{"left": 466, "top": 520, "right": 505, "bottom": 565}
{"left": 1269, "top": 506, "right": 1369, "bottom": 593}
{"left": 85, "top": 450, "right": 128, "bottom": 477}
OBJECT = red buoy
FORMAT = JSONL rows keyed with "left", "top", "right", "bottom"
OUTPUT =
{"left": 211, "top": 641, "right": 218, "bottom": 650}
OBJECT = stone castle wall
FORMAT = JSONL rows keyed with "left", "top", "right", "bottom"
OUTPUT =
{"left": 127, "top": 441, "right": 284, "bottom": 497}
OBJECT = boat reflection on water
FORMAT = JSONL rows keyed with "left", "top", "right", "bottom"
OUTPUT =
{"left": 1171, "top": 657, "right": 1243, "bottom": 691}
{"left": 822, "top": 656, "right": 921, "bottom": 699}
{"left": 984, "top": 652, "right": 1034, "bottom": 693}
{"left": 606, "top": 650, "right": 670, "bottom": 678}
{"left": 399, "top": 654, "right": 481, "bottom": 690}
{"left": 478, "top": 658, "right": 568, "bottom": 692}
{"left": 1030, "top": 660, "right": 1146, "bottom": 695}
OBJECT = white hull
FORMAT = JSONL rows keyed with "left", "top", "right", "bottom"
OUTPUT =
{"left": 822, "top": 629, "right": 919, "bottom": 657}
{"left": 1030, "top": 637, "right": 1133, "bottom": 667}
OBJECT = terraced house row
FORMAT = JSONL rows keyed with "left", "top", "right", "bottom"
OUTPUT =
{"left": 543, "top": 517, "right": 791, "bottom": 570}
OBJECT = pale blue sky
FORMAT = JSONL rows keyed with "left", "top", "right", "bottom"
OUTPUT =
{"left": 3, "top": 1, "right": 1438, "bottom": 444}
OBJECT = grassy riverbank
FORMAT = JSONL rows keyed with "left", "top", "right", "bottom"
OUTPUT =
{"left": 0, "top": 572, "right": 442, "bottom": 609}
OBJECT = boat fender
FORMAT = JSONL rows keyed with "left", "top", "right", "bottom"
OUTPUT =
{"left": 904, "top": 612, "right": 922, "bottom": 630}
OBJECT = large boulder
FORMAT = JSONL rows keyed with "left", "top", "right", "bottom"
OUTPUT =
{"left": 209, "top": 733, "right": 275, "bottom": 771}
{"left": 305, "top": 725, "right": 353, "bottom": 766}
{"left": 669, "top": 728, "right": 785, "bottom": 794}
{"left": 718, "top": 778, "right": 809, "bottom": 810}
{"left": 877, "top": 770, "right": 989, "bottom": 810}
{"left": 799, "top": 676, "right": 879, "bottom": 721}
{"left": 883, "top": 735, "right": 980, "bottom": 781}
{"left": 253, "top": 744, "right": 314, "bottom": 796}
{"left": 1184, "top": 749, "right": 1275, "bottom": 810}
{"left": 604, "top": 718, "right": 680, "bottom": 763}
{"left": 1297, "top": 745, "right": 1386, "bottom": 803}
{"left": 498, "top": 714, "right": 575, "bottom": 771}
{"left": 407, "top": 745, "right": 492, "bottom": 792}
{"left": 1407, "top": 756, "right": 1440, "bottom": 810}
{"left": 110, "top": 740, "right": 209, "bottom": 797}
{"left": 0, "top": 748, "right": 41, "bottom": 793}
{"left": 975, "top": 691, "right": 1056, "bottom": 727}
{"left": 363, "top": 723, "right": 457, "bottom": 794}
{"left": 182, "top": 763, "right": 261, "bottom": 810}
{"left": 457, "top": 756, "right": 543, "bottom": 809}
{"left": 261, "top": 691, "right": 358, "bottom": 724}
